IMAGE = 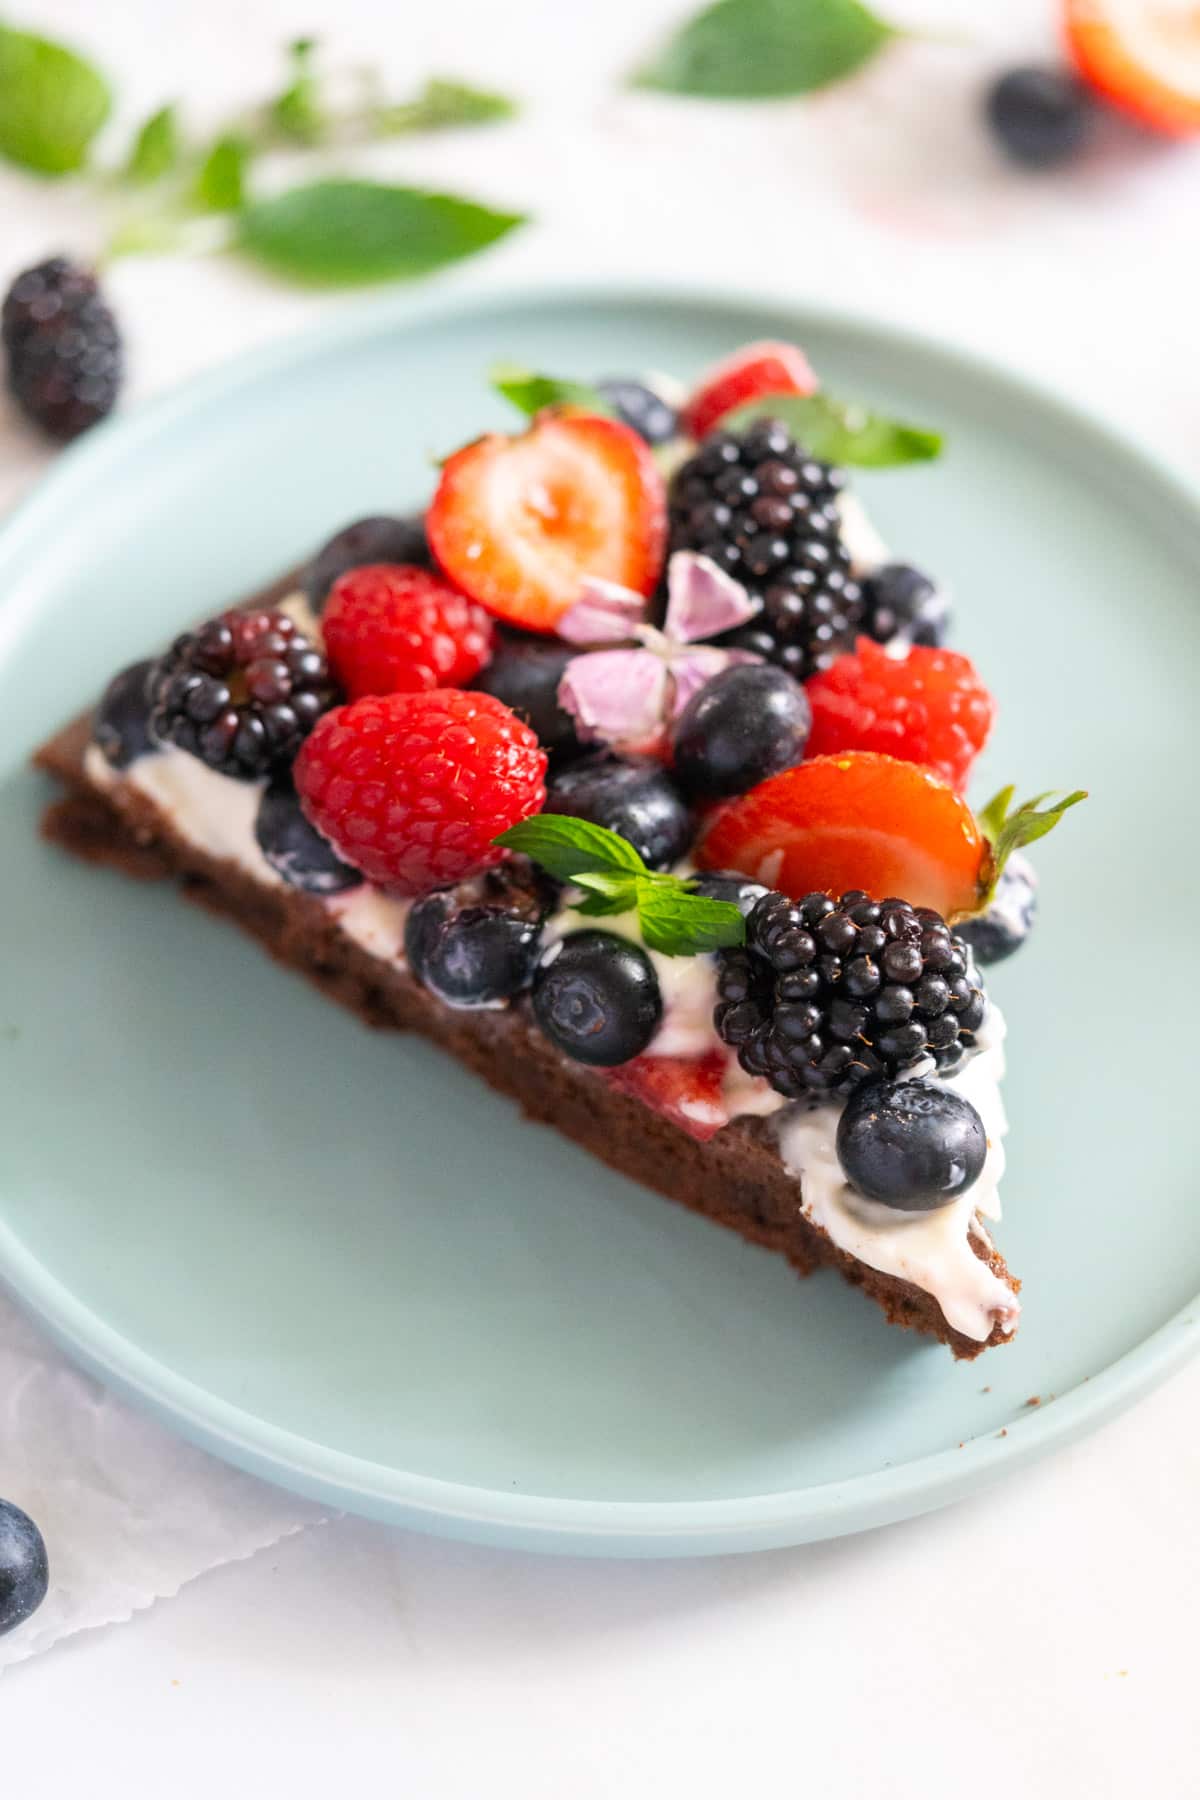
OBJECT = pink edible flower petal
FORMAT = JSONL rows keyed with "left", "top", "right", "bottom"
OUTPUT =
{"left": 557, "top": 579, "right": 649, "bottom": 646}
{"left": 663, "top": 552, "right": 757, "bottom": 645}
{"left": 558, "top": 648, "right": 670, "bottom": 744}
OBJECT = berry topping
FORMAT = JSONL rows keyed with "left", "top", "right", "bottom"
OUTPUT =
{"left": 715, "top": 890, "right": 987, "bottom": 1101}
{"left": 836, "top": 1081, "right": 988, "bottom": 1212}
{"left": 303, "top": 513, "right": 432, "bottom": 613}
{"left": 0, "top": 1498, "right": 49, "bottom": 1638}
{"left": 254, "top": 778, "right": 363, "bottom": 895}
{"left": 1064, "top": 0, "right": 1200, "bottom": 137}
{"left": 699, "top": 752, "right": 989, "bottom": 918}
{"left": 544, "top": 753, "right": 694, "bottom": 871}
{"left": 471, "top": 630, "right": 584, "bottom": 761}
{"left": 2, "top": 257, "right": 122, "bottom": 441}
{"left": 804, "top": 639, "right": 995, "bottom": 792}
{"left": 148, "top": 609, "right": 336, "bottom": 780}
{"left": 405, "top": 885, "right": 545, "bottom": 1009}
{"left": 532, "top": 929, "right": 663, "bottom": 1066}
{"left": 985, "top": 66, "right": 1095, "bottom": 167}
{"left": 94, "top": 659, "right": 155, "bottom": 770}
{"left": 294, "top": 688, "right": 546, "bottom": 894}
{"left": 681, "top": 341, "right": 817, "bottom": 441}
{"left": 668, "top": 420, "right": 863, "bottom": 680}
{"left": 428, "top": 410, "right": 667, "bottom": 634}
{"left": 595, "top": 377, "right": 680, "bottom": 446}
{"left": 321, "top": 563, "right": 494, "bottom": 701}
{"left": 603, "top": 1049, "right": 729, "bottom": 1142}
{"left": 672, "top": 663, "right": 811, "bottom": 799}
{"left": 861, "top": 562, "right": 950, "bottom": 649}
{"left": 954, "top": 850, "right": 1038, "bottom": 967}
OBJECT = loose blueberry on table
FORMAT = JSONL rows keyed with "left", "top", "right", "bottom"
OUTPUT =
{"left": 0, "top": 1499, "right": 48, "bottom": 1638}
{"left": 60, "top": 336, "right": 1086, "bottom": 1354}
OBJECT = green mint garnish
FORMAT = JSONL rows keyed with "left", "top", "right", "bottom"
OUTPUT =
{"left": 0, "top": 21, "right": 112, "bottom": 175}
{"left": 976, "top": 786, "right": 1088, "bottom": 902}
{"left": 375, "top": 78, "right": 518, "bottom": 136}
{"left": 631, "top": 0, "right": 896, "bottom": 100}
{"left": 270, "top": 37, "right": 324, "bottom": 144}
{"left": 495, "top": 816, "right": 746, "bottom": 957}
{"left": 726, "top": 391, "right": 943, "bottom": 468}
{"left": 236, "top": 180, "right": 527, "bottom": 286}
{"left": 124, "top": 104, "right": 180, "bottom": 184}
{"left": 193, "top": 134, "right": 251, "bottom": 213}
{"left": 491, "top": 364, "right": 615, "bottom": 419}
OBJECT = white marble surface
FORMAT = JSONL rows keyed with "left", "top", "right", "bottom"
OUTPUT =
{"left": 3, "top": 0, "right": 1199, "bottom": 1791}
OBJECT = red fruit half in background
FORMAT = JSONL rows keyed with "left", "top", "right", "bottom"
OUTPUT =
{"left": 1063, "top": 0, "right": 1200, "bottom": 135}
{"left": 681, "top": 340, "right": 818, "bottom": 440}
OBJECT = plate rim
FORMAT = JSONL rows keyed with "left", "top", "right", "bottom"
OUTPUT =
{"left": 3, "top": 275, "right": 1199, "bottom": 1556}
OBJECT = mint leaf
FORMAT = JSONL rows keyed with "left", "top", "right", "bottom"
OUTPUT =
{"left": 572, "top": 871, "right": 644, "bottom": 917}
{"left": 125, "top": 103, "right": 180, "bottom": 183}
{"left": 977, "top": 786, "right": 1088, "bottom": 899}
{"left": 194, "top": 134, "right": 250, "bottom": 212}
{"left": 0, "top": 22, "right": 112, "bottom": 174}
{"left": 271, "top": 37, "right": 324, "bottom": 144}
{"left": 632, "top": 0, "right": 895, "bottom": 100}
{"left": 636, "top": 881, "right": 746, "bottom": 956}
{"left": 236, "top": 180, "right": 526, "bottom": 286}
{"left": 491, "top": 364, "right": 613, "bottom": 418}
{"left": 726, "top": 391, "right": 942, "bottom": 467}
{"left": 495, "top": 815, "right": 646, "bottom": 881}
{"left": 376, "top": 77, "right": 517, "bottom": 135}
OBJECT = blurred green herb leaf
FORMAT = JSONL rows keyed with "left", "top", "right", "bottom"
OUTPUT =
{"left": 194, "top": 133, "right": 250, "bottom": 211}
{"left": 0, "top": 21, "right": 112, "bottom": 174}
{"left": 632, "top": 0, "right": 895, "bottom": 99}
{"left": 124, "top": 103, "right": 180, "bottom": 183}
{"left": 726, "top": 391, "right": 943, "bottom": 466}
{"left": 491, "top": 364, "right": 613, "bottom": 417}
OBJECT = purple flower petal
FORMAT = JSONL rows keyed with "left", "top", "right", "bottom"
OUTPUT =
{"left": 558, "top": 649, "right": 671, "bottom": 745}
{"left": 664, "top": 552, "right": 757, "bottom": 645}
{"left": 557, "top": 579, "right": 649, "bottom": 646}
{"left": 667, "top": 646, "right": 761, "bottom": 720}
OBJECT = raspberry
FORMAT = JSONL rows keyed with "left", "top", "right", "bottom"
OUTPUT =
{"left": 322, "top": 563, "right": 494, "bottom": 701}
{"left": 294, "top": 689, "right": 547, "bottom": 894}
{"left": 804, "top": 639, "right": 994, "bottom": 791}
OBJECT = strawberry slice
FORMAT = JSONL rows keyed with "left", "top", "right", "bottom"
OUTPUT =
{"left": 603, "top": 1050, "right": 730, "bottom": 1143}
{"left": 697, "top": 751, "right": 987, "bottom": 919}
{"left": 1064, "top": 0, "right": 1200, "bottom": 135}
{"left": 681, "top": 340, "right": 818, "bottom": 440}
{"left": 427, "top": 411, "right": 666, "bottom": 634}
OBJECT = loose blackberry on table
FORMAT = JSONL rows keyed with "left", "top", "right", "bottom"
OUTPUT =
{"left": 2, "top": 257, "right": 122, "bottom": 442}
{"left": 148, "top": 608, "right": 337, "bottom": 780}
{"left": 667, "top": 418, "right": 864, "bottom": 680}
{"left": 714, "top": 890, "right": 987, "bottom": 1101}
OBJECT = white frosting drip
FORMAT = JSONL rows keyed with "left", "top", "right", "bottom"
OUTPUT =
{"left": 329, "top": 885, "right": 410, "bottom": 963}
{"left": 774, "top": 1009, "right": 1016, "bottom": 1343}
{"left": 83, "top": 742, "right": 282, "bottom": 887}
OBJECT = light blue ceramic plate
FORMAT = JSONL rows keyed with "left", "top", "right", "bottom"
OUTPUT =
{"left": 1, "top": 283, "right": 1197, "bottom": 1557}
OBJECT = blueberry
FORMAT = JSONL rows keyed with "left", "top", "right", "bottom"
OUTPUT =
{"left": 472, "top": 631, "right": 584, "bottom": 761}
{"left": 672, "top": 664, "right": 811, "bottom": 799}
{"left": 532, "top": 929, "right": 662, "bottom": 1066}
{"left": 861, "top": 564, "right": 950, "bottom": 649}
{"left": 836, "top": 1080, "right": 988, "bottom": 1212}
{"left": 0, "top": 1499, "right": 49, "bottom": 1638}
{"left": 405, "top": 890, "right": 543, "bottom": 1008}
{"left": 955, "top": 852, "right": 1037, "bottom": 967}
{"left": 595, "top": 378, "right": 680, "bottom": 446}
{"left": 985, "top": 67, "right": 1094, "bottom": 169}
{"left": 303, "top": 514, "right": 431, "bottom": 612}
{"left": 95, "top": 659, "right": 156, "bottom": 769}
{"left": 688, "top": 869, "right": 769, "bottom": 916}
{"left": 545, "top": 754, "right": 694, "bottom": 871}
{"left": 255, "top": 779, "right": 363, "bottom": 895}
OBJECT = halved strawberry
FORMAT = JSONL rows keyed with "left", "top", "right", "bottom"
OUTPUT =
{"left": 681, "top": 340, "right": 818, "bottom": 441}
{"left": 427, "top": 411, "right": 666, "bottom": 634}
{"left": 697, "top": 751, "right": 988, "bottom": 919}
{"left": 603, "top": 1050, "right": 729, "bottom": 1143}
{"left": 1064, "top": 0, "right": 1200, "bottom": 136}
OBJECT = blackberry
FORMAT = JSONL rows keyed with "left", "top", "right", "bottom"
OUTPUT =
{"left": 667, "top": 419, "right": 864, "bottom": 679}
{"left": 149, "top": 608, "right": 337, "bottom": 780}
{"left": 861, "top": 562, "right": 950, "bottom": 649}
{"left": 714, "top": 889, "right": 987, "bottom": 1101}
{"left": 2, "top": 258, "right": 122, "bottom": 441}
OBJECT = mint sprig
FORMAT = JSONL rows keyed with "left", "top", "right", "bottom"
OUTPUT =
{"left": 0, "top": 21, "right": 112, "bottom": 175}
{"left": 125, "top": 104, "right": 180, "bottom": 184}
{"left": 976, "top": 786, "right": 1088, "bottom": 902}
{"left": 495, "top": 816, "right": 746, "bottom": 957}
{"left": 491, "top": 365, "right": 615, "bottom": 419}
{"left": 726, "top": 392, "right": 943, "bottom": 468}
{"left": 632, "top": 0, "right": 896, "bottom": 100}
